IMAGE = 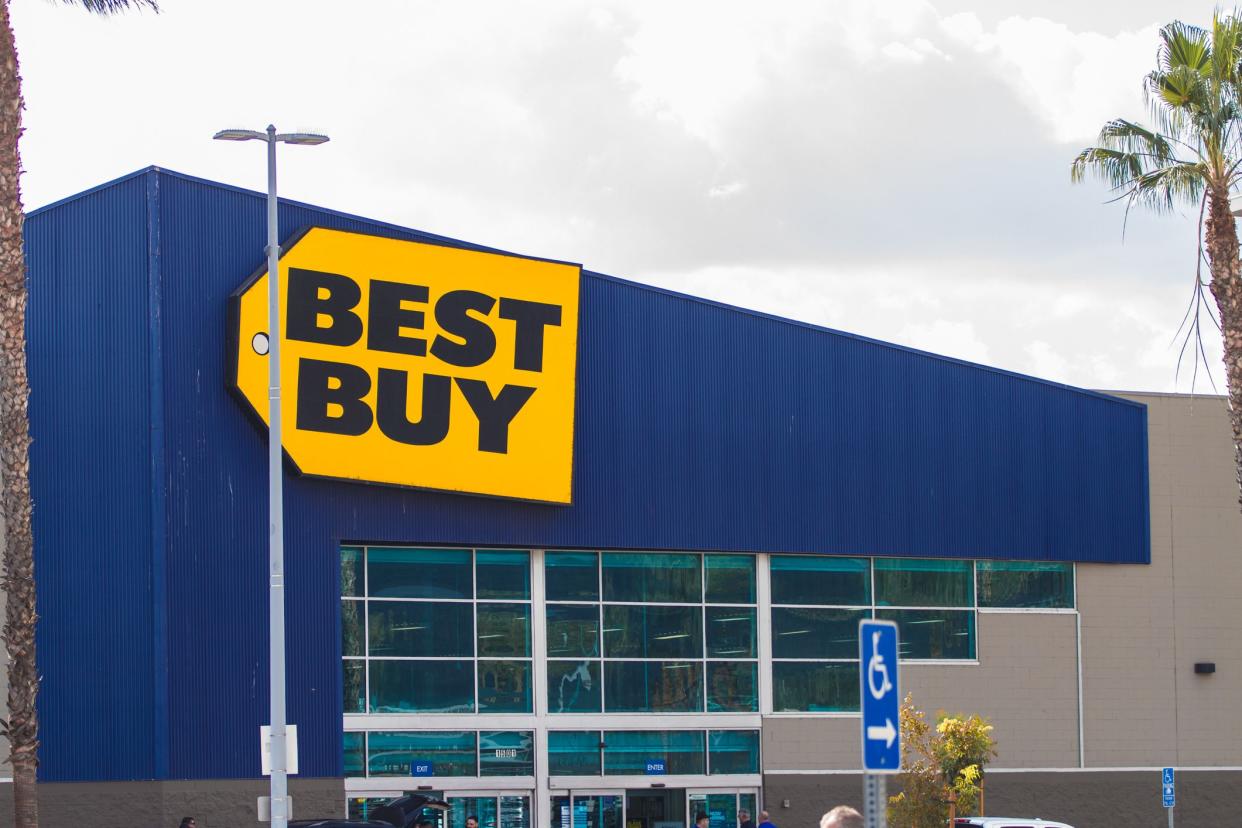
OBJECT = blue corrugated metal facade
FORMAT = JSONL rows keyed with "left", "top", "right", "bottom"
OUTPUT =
{"left": 26, "top": 167, "right": 1150, "bottom": 784}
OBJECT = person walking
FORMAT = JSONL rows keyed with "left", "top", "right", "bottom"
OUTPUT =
{"left": 178, "top": 818, "right": 197, "bottom": 828}
{"left": 693, "top": 813, "right": 710, "bottom": 828}
{"left": 819, "top": 807, "right": 863, "bottom": 828}
{"left": 756, "top": 810, "right": 777, "bottom": 828}
{"left": 738, "top": 808, "right": 754, "bottom": 828}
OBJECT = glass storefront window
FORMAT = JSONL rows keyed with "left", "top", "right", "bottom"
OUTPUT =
{"left": 342, "top": 600, "right": 364, "bottom": 657}
{"left": 546, "top": 605, "right": 599, "bottom": 658}
{"left": 705, "top": 554, "right": 756, "bottom": 604}
{"left": 369, "top": 659, "right": 475, "bottom": 713}
{"left": 602, "top": 552, "right": 701, "bottom": 603}
{"left": 977, "top": 560, "right": 1074, "bottom": 608}
{"left": 341, "top": 546, "right": 364, "bottom": 597}
{"left": 548, "top": 660, "right": 601, "bottom": 713}
{"left": 706, "top": 661, "right": 758, "bottom": 712}
{"left": 772, "top": 661, "right": 860, "bottom": 712}
{"left": 874, "top": 558, "right": 973, "bottom": 607}
{"left": 368, "top": 601, "right": 473, "bottom": 658}
{"left": 705, "top": 607, "right": 756, "bottom": 658}
{"left": 548, "top": 730, "right": 602, "bottom": 775}
{"left": 545, "top": 552, "right": 599, "bottom": 602}
{"left": 603, "top": 661, "right": 704, "bottom": 712}
{"left": 477, "top": 550, "right": 531, "bottom": 600}
{"left": 603, "top": 729, "right": 705, "bottom": 775}
{"left": 368, "top": 547, "right": 473, "bottom": 599}
{"left": 343, "top": 731, "right": 365, "bottom": 776}
{"left": 708, "top": 729, "right": 760, "bottom": 774}
{"left": 771, "top": 607, "right": 868, "bottom": 659}
{"left": 478, "top": 660, "right": 533, "bottom": 713}
{"left": 877, "top": 609, "right": 976, "bottom": 660}
{"left": 451, "top": 797, "right": 499, "bottom": 828}
{"left": 477, "top": 604, "right": 531, "bottom": 658}
{"left": 770, "top": 556, "right": 870, "bottom": 605}
{"left": 366, "top": 730, "right": 477, "bottom": 776}
{"left": 603, "top": 605, "right": 703, "bottom": 659}
{"left": 343, "top": 660, "right": 365, "bottom": 714}
{"left": 479, "top": 730, "right": 534, "bottom": 776}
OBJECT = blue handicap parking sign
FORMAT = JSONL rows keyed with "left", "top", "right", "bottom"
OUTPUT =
{"left": 859, "top": 619, "right": 901, "bottom": 772}
{"left": 1162, "top": 767, "right": 1175, "bottom": 808}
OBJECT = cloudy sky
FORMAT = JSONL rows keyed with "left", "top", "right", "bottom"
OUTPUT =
{"left": 13, "top": 0, "right": 1230, "bottom": 392}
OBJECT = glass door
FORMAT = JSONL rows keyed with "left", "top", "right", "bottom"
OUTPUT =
{"left": 687, "top": 790, "right": 759, "bottom": 828}
{"left": 551, "top": 791, "right": 625, "bottom": 828}
{"left": 443, "top": 792, "right": 532, "bottom": 828}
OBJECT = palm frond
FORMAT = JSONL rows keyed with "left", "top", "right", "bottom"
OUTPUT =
{"left": 1160, "top": 20, "right": 1211, "bottom": 74}
{"left": 60, "top": 0, "right": 158, "bottom": 13}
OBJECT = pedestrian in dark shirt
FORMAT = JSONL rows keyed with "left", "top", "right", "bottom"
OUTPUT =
{"left": 738, "top": 809, "right": 754, "bottom": 828}
{"left": 693, "top": 813, "right": 709, "bottom": 828}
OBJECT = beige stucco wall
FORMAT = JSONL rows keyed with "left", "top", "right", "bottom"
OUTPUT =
{"left": 765, "top": 392, "right": 1242, "bottom": 772}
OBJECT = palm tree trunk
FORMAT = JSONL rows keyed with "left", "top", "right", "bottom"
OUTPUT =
{"left": 0, "top": 1, "right": 37, "bottom": 826}
{"left": 1205, "top": 187, "right": 1242, "bottom": 512}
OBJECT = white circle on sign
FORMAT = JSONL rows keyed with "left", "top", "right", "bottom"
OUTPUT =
{"left": 252, "top": 332, "right": 270, "bottom": 355}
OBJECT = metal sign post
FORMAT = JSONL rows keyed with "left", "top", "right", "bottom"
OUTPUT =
{"left": 1162, "top": 767, "right": 1175, "bottom": 827}
{"left": 860, "top": 619, "right": 901, "bottom": 828}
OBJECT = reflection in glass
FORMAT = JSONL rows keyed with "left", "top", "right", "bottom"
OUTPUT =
{"left": 499, "top": 796, "right": 531, "bottom": 828}
{"left": 548, "top": 730, "right": 601, "bottom": 775}
{"left": 341, "top": 546, "right": 364, "bottom": 597}
{"left": 603, "top": 661, "right": 703, "bottom": 712}
{"left": 477, "top": 604, "right": 531, "bottom": 657}
{"left": 546, "top": 604, "right": 599, "bottom": 658}
{"left": 548, "top": 660, "right": 601, "bottom": 713}
{"left": 603, "top": 605, "right": 702, "bottom": 658}
{"left": 602, "top": 552, "right": 701, "bottom": 603}
{"left": 479, "top": 731, "right": 535, "bottom": 776}
{"left": 771, "top": 607, "right": 868, "bottom": 659}
{"left": 706, "top": 661, "right": 758, "bottom": 712}
{"left": 366, "top": 730, "right": 476, "bottom": 776}
{"left": 770, "top": 556, "right": 870, "bottom": 605}
{"left": 602, "top": 729, "right": 705, "bottom": 775}
{"left": 877, "top": 609, "right": 976, "bottom": 659}
{"left": 709, "top": 730, "right": 760, "bottom": 774}
{"left": 367, "top": 547, "right": 472, "bottom": 599}
{"left": 368, "top": 601, "right": 473, "bottom": 658}
{"left": 874, "top": 558, "right": 972, "bottom": 607}
{"left": 545, "top": 552, "right": 599, "bottom": 601}
{"left": 342, "top": 599, "right": 364, "bottom": 657}
{"left": 343, "top": 660, "right": 365, "bottom": 713}
{"left": 705, "top": 554, "right": 756, "bottom": 603}
{"left": 706, "top": 606, "right": 756, "bottom": 657}
{"left": 772, "top": 661, "right": 860, "bottom": 712}
{"left": 477, "top": 550, "right": 531, "bottom": 600}
{"left": 478, "top": 660, "right": 533, "bottom": 713}
{"left": 369, "top": 659, "right": 474, "bottom": 713}
{"left": 343, "top": 731, "right": 365, "bottom": 776}
{"left": 977, "top": 560, "right": 1073, "bottom": 608}
{"left": 450, "top": 797, "right": 499, "bottom": 828}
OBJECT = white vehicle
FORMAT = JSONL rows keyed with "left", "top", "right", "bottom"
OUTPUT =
{"left": 953, "top": 819, "right": 1075, "bottom": 828}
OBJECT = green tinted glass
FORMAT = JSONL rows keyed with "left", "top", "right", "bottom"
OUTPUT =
{"left": 548, "top": 731, "right": 601, "bottom": 775}
{"left": 341, "top": 547, "right": 364, "bottom": 597}
{"left": 368, "top": 601, "right": 473, "bottom": 658}
{"left": 450, "top": 797, "right": 498, "bottom": 828}
{"left": 705, "top": 607, "right": 756, "bottom": 657}
{"left": 771, "top": 607, "right": 869, "bottom": 659}
{"left": 342, "top": 600, "right": 364, "bottom": 657}
{"left": 344, "top": 661, "right": 365, "bottom": 713}
{"left": 368, "top": 547, "right": 472, "bottom": 599}
{"left": 705, "top": 555, "right": 756, "bottom": 603}
{"left": 367, "top": 730, "right": 476, "bottom": 776}
{"left": 602, "top": 552, "right": 701, "bottom": 603}
{"left": 770, "top": 556, "right": 870, "bottom": 605}
{"left": 603, "top": 605, "right": 702, "bottom": 659}
{"left": 477, "top": 550, "right": 531, "bottom": 599}
{"left": 706, "top": 662, "right": 758, "bottom": 712}
{"left": 480, "top": 731, "right": 535, "bottom": 776}
{"left": 343, "top": 731, "right": 365, "bottom": 776}
{"left": 477, "top": 604, "right": 531, "bottom": 657}
{"left": 708, "top": 730, "right": 759, "bottom": 774}
{"left": 977, "top": 561, "right": 1074, "bottom": 608}
{"left": 874, "top": 558, "right": 972, "bottom": 607}
{"left": 772, "top": 662, "right": 860, "bottom": 712}
{"left": 369, "top": 659, "right": 475, "bottom": 713}
{"left": 603, "top": 730, "right": 705, "bottom": 775}
{"left": 546, "top": 605, "right": 599, "bottom": 658}
{"left": 478, "top": 660, "right": 533, "bottom": 713}
{"left": 877, "top": 609, "right": 975, "bottom": 659}
{"left": 545, "top": 552, "right": 599, "bottom": 601}
{"left": 548, "top": 661, "right": 601, "bottom": 713}
{"left": 603, "top": 661, "right": 703, "bottom": 712}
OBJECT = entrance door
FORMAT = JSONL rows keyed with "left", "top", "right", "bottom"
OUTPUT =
{"left": 444, "top": 792, "right": 533, "bottom": 828}
{"left": 687, "top": 790, "right": 759, "bottom": 828}
{"left": 626, "top": 787, "right": 686, "bottom": 828}
{"left": 550, "top": 790, "right": 625, "bottom": 828}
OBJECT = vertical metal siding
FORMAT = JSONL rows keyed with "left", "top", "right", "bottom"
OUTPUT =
{"left": 27, "top": 172, "right": 156, "bottom": 781}
{"left": 29, "top": 167, "right": 1151, "bottom": 785}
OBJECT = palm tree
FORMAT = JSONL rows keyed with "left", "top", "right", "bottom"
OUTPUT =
{"left": 0, "top": 2, "right": 155, "bottom": 826}
{"left": 1072, "top": 13, "right": 1242, "bottom": 509}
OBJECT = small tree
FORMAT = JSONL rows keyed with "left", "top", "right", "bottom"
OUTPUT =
{"left": 887, "top": 694, "right": 998, "bottom": 828}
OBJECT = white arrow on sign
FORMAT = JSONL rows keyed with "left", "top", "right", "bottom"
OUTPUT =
{"left": 866, "top": 719, "right": 897, "bottom": 748}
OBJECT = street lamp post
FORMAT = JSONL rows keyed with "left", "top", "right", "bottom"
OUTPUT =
{"left": 214, "top": 124, "right": 329, "bottom": 828}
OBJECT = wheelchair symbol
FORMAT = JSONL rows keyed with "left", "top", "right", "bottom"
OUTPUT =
{"left": 867, "top": 630, "right": 894, "bottom": 700}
